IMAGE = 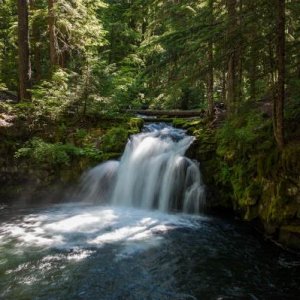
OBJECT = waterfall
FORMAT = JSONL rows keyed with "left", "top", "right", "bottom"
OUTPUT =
{"left": 78, "top": 123, "right": 206, "bottom": 214}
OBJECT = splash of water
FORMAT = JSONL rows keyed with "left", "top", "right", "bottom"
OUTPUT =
{"left": 78, "top": 123, "right": 205, "bottom": 213}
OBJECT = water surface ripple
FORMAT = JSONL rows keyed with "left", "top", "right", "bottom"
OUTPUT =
{"left": 0, "top": 203, "right": 299, "bottom": 300}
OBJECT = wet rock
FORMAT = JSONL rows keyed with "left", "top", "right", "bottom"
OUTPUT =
{"left": 279, "top": 225, "right": 300, "bottom": 250}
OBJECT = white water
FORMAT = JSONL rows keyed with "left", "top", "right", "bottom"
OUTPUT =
{"left": 78, "top": 123, "right": 206, "bottom": 213}
{"left": 0, "top": 204, "right": 205, "bottom": 258}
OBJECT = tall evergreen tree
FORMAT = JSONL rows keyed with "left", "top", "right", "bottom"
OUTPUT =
{"left": 207, "top": 0, "right": 214, "bottom": 117}
{"left": 274, "top": 0, "right": 285, "bottom": 149}
{"left": 17, "top": 0, "right": 31, "bottom": 101}
{"left": 48, "top": 0, "right": 59, "bottom": 67}
{"left": 226, "top": 0, "right": 238, "bottom": 112}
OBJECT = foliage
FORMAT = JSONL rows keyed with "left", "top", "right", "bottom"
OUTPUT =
{"left": 216, "top": 109, "right": 274, "bottom": 162}
{"left": 15, "top": 138, "right": 102, "bottom": 167}
{"left": 1, "top": 0, "right": 299, "bottom": 118}
{"left": 129, "top": 117, "right": 144, "bottom": 132}
{"left": 30, "top": 69, "right": 74, "bottom": 120}
{"left": 214, "top": 108, "right": 276, "bottom": 208}
{"left": 101, "top": 127, "right": 129, "bottom": 153}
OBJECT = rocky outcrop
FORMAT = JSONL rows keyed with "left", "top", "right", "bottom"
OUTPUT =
{"left": 177, "top": 117, "right": 300, "bottom": 251}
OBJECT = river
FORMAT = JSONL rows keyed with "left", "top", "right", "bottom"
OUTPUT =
{"left": 0, "top": 124, "right": 299, "bottom": 299}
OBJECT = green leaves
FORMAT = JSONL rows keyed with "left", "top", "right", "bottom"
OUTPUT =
{"left": 15, "top": 138, "right": 102, "bottom": 167}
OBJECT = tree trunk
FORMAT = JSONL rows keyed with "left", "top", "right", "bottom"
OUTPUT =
{"left": 29, "top": 0, "right": 41, "bottom": 82}
{"left": 48, "top": 0, "right": 59, "bottom": 67}
{"left": 124, "top": 110, "right": 205, "bottom": 117}
{"left": 109, "top": 24, "right": 116, "bottom": 64}
{"left": 274, "top": 0, "right": 285, "bottom": 149}
{"left": 17, "top": 0, "right": 31, "bottom": 101}
{"left": 221, "top": 67, "right": 227, "bottom": 104}
{"left": 236, "top": 0, "right": 243, "bottom": 102}
{"left": 226, "top": 0, "right": 237, "bottom": 113}
{"left": 227, "top": 53, "right": 236, "bottom": 111}
{"left": 207, "top": 0, "right": 214, "bottom": 118}
{"left": 249, "top": 45, "right": 257, "bottom": 101}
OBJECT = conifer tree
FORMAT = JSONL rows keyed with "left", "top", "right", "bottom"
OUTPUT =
{"left": 17, "top": 0, "right": 31, "bottom": 101}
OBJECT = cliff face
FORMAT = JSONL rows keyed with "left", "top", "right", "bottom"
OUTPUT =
{"left": 181, "top": 115, "right": 300, "bottom": 251}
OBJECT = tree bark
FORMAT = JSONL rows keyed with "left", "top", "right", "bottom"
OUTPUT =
{"left": 226, "top": 0, "right": 237, "bottom": 113}
{"left": 124, "top": 110, "right": 205, "bottom": 117}
{"left": 48, "top": 0, "right": 59, "bottom": 67}
{"left": 207, "top": 0, "right": 214, "bottom": 118}
{"left": 274, "top": 0, "right": 285, "bottom": 149}
{"left": 249, "top": 45, "right": 257, "bottom": 101}
{"left": 236, "top": 0, "right": 243, "bottom": 102}
{"left": 221, "top": 67, "right": 226, "bottom": 104}
{"left": 17, "top": 0, "right": 31, "bottom": 101}
{"left": 29, "top": 0, "right": 42, "bottom": 82}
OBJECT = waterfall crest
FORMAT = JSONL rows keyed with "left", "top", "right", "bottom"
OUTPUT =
{"left": 78, "top": 123, "right": 206, "bottom": 213}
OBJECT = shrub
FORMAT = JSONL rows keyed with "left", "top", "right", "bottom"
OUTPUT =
{"left": 15, "top": 138, "right": 102, "bottom": 167}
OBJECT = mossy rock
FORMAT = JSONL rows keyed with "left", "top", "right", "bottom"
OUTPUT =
{"left": 241, "top": 182, "right": 262, "bottom": 206}
{"left": 244, "top": 205, "right": 259, "bottom": 221}
{"left": 129, "top": 118, "right": 144, "bottom": 132}
{"left": 101, "top": 127, "right": 129, "bottom": 153}
{"left": 172, "top": 118, "right": 202, "bottom": 130}
{"left": 281, "top": 142, "right": 300, "bottom": 174}
{"left": 259, "top": 183, "right": 298, "bottom": 224}
{"left": 101, "top": 152, "right": 122, "bottom": 161}
{"left": 279, "top": 224, "right": 300, "bottom": 250}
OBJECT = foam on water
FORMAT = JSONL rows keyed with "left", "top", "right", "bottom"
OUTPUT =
{"left": 0, "top": 204, "right": 207, "bottom": 258}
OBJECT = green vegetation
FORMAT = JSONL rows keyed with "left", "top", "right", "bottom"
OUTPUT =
{"left": 0, "top": 0, "right": 300, "bottom": 248}
{"left": 14, "top": 138, "right": 102, "bottom": 167}
{"left": 185, "top": 101, "right": 300, "bottom": 248}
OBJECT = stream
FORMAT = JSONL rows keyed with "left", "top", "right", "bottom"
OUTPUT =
{"left": 0, "top": 124, "right": 299, "bottom": 299}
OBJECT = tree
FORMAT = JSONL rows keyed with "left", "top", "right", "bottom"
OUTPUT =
{"left": 207, "top": 0, "right": 214, "bottom": 117}
{"left": 274, "top": 0, "right": 285, "bottom": 149}
{"left": 17, "top": 0, "right": 31, "bottom": 101}
{"left": 29, "top": 0, "right": 42, "bottom": 82}
{"left": 48, "top": 0, "right": 59, "bottom": 67}
{"left": 226, "top": 0, "right": 238, "bottom": 112}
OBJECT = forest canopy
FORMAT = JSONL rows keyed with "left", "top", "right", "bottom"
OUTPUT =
{"left": 0, "top": 0, "right": 299, "bottom": 149}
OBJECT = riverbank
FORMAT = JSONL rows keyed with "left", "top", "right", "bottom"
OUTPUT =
{"left": 1, "top": 99, "right": 300, "bottom": 250}
{"left": 177, "top": 106, "right": 300, "bottom": 251}
{"left": 0, "top": 101, "right": 144, "bottom": 204}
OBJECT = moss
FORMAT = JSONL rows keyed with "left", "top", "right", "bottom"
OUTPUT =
{"left": 172, "top": 118, "right": 186, "bottom": 128}
{"left": 101, "top": 152, "right": 122, "bottom": 161}
{"left": 172, "top": 118, "right": 202, "bottom": 131}
{"left": 258, "top": 182, "right": 298, "bottom": 225}
{"left": 245, "top": 205, "right": 259, "bottom": 221}
{"left": 281, "top": 142, "right": 300, "bottom": 174}
{"left": 186, "top": 107, "right": 300, "bottom": 249}
{"left": 129, "top": 117, "right": 144, "bottom": 132}
{"left": 279, "top": 225, "right": 300, "bottom": 250}
{"left": 101, "top": 127, "right": 129, "bottom": 153}
{"left": 239, "top": 182, "right": 262, "bottom": 207}
{"left": 280, "top": 225, "right": 300, "bottom": 234}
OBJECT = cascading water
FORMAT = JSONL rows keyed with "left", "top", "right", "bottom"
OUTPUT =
{"left": 78, "top": 123, "right": 206, "bottom": 213}
{"left": 1, "top": 127, "right": 299, "bottom": 300}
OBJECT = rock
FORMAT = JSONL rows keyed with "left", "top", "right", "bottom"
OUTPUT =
{"left": 129, "top": 117, "right": 144, "bottom": 131}
{"left": 263, "top": 223, "right": 278, "bottom": 235}
{"left": 244, "top": 205, "right": 259, "bottom": 221}
{"left": 279, "top": 225, "right": 300, "bottom": 250}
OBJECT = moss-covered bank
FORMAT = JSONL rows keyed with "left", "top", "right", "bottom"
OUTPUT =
{"left": 175, "top": 109, "right": 300, "bottom": 250}
{"left": 0, "top": 111, "right": 144, "bottom": 204}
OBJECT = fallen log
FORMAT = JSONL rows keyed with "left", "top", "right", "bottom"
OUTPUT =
{"left": 125, "top": 109, "right": 205, "bottom": 117}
